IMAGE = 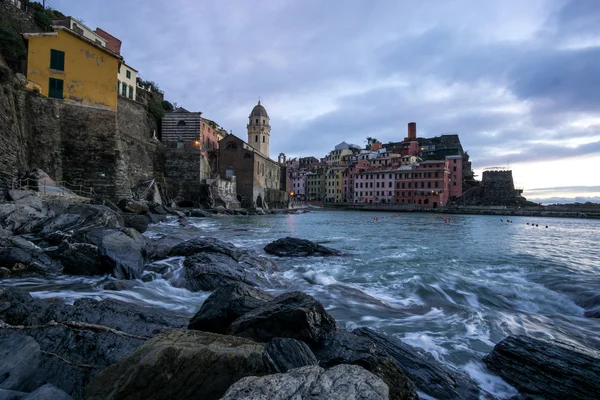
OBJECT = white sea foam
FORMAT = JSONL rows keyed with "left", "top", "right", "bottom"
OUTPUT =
{"left": 462, "top": 361, "right": 518, "bottom": 399}
{"left": 402, "top": 332, "right": 449, "bottom": 362}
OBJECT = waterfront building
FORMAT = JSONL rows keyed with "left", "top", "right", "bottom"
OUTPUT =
{"left": 290, "top": 170, "right": 307, "bottom": 200}
{"left": 354, "top": 168, "right": 395, "bottom": 204}
{"left": 201, "top": 118, "right": 220, "bottom": 151}
{"left": 342, "top": 160, "right": 370, "bottom": 202}
{"left": 306, "top": 168, "right": 326, "bottom": 201}
{"left": 161, "top": 108, "right": 202, "bottom": 149}
{"left": 23, "top": 24, "right": 121, "bottom": 109}
{"left": 246, "top": 100, "right": 271, "bottom": 157}
{"left": 393, "top": 160, "right": 452, "bottom": 208}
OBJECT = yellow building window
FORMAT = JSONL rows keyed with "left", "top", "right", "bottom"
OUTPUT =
{"left": 50, "top": 49, "right": 65, "bottom": 71}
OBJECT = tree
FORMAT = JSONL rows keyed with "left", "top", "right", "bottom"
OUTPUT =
{"left": 161, "top": 100, "right": 174, "bottom": 112}
{"left": 148, "top": 98, "right": 164, "bottom": 121}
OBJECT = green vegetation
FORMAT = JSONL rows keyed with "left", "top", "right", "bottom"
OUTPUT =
{"left": 161, "top": 100, "right": 174, "bottom": 112}
{"left": 148, "top": 98, "right": 165, "bottom": 121}
{"left": 0, "top": 23, "right": 26, "bottom": 72}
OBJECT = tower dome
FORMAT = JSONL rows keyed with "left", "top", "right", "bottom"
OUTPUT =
{"left": 250, "top": 100, "right": 269, "bottom": 118}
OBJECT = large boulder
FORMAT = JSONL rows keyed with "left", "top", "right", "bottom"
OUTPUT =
{"left": 0, "top": 204, "right": 48, "bottom": 235}
{"left": 0, "top": 287, "right": 47, "bottom": 326}
{"left": 264, "top": 237, "right": 342, "bottom": 257}
{"left": 83, "top": 228, "right": 147, "bottom": 279}
{"left": 313, "top": 330, "right": 418, "bottom": 400}
{"left": 354, "top": 327, "right": 479, "bottom": 399}
{"left": 22, "top": 384, "right": 72, "bottom": 400}
{"left": 84, "top": 330, "right": 271, "bottom": 400}
{"left": 221, "top": 364, "right": 389, "bottom": 400}
{"left": 169, "top": 237, "right": 244, "bottom": 259}
{"left": 0, "top": 236, "right": 62, "bottom": 276}
{"left": 483, "top": 335, "right": 600, "bottom": 400}
{"left": 227, "top": 292, "right": 339, "bottom": 346}
{"left": 117, "top": 199, "right": 149, "bottom": 215}
{"left": 0, "top": 335, "right": 41, "bottom": 392}
{"left": 188, "top": 282, "right": 274, "bottom": 333}
{"left": 121, "top": 214, "right": 148, "bottom": 233}
{"left": 49, "top": 242, "right": 106, "bottom": 276}
{"left": 263, "top": 337, "right": 318, "bottom": 373}
{"left": 39, "top": 204, "right": 123, "bottom": 238}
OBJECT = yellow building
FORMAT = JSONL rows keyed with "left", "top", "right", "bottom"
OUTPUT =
{"left": 23, "top": 26, "right": 122, "bottom": 110}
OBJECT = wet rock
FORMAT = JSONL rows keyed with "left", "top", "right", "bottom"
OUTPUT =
{"left": 39, "top": 204, "right": 123, "bottom": 237}
{"left": 221, "top": 364, "right": 389, "bottom": 400}
{"left": 0, "top": 388, "right": 27, "bottom": 399}
{"left": 190, "top": 208, "right": 212, "bottom": 218}
{"left": 0, "top": 335, "right": 41, "bottom": 391}
{"left": 141, "top": 273, "right": 154, "bottom": 282}
{"left": 169, "top": 237, "right": 244, "bottom": 259}
{"left": 84, "top": 330, "right": 270, "bottom": 400}
{"left": 84, "top": 228, "right": 147, "bottom": 279}
{"left": 0, "top": 204, "right": 47, "bottom": 235}
{"left": 313, "top": 330, "right": 418, "bottom": 400}
{"left": 483, "top": 335, "right": 600, "bottom": 400}
{"left": 103, "top": 281, "right": 136, "bottom": 291}
{"left": 0, "top": 236, "right": 62, "bottom": 276}
{"left": 51, "top": 242, "right": 106, "bottom": 276}
{"left": 188, "top": 282, "right": 274, "bottom": 333}
{"left": 149, "top": 204, "right": 168, "bottom": 215}
{"left": 145, "top": 212, "right": 167, "bottom": 224}
{"left": 22, "top": 384, "right": 71, "bottom": 400}
{"left": 117, "top": 199, "right": 149, "bottom": 215}
{"left": 7, "top": 191, "right": 44, "bottom": 212}
{"left": 0, "top": 267, "right": 9, "bottom": 279}
{"left": 0, "top": 287, "right": 47, "bottom": 326}
{"left": 145, "top": 235, "right": 183, "bottom": 260}
{"left": 264, "top": 236, "right": 342, "bottom": 257}
{"left": 263, "top": 337, "right": 318, "bottom": 373}
{"left": 227, "top": 291, "right": 339, "bottom": 346}
{"left": 121, "top": 213, "right": 148, "bottom": 233}
{"left": 170, "top": 210, "right": 185, "bottom": 217}
{"left": 353, "top": 327, "right": 479, "bottom": 400}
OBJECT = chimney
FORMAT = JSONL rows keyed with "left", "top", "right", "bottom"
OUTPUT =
{"left": 408, "top": 122, "right": 416, "bottom": 140}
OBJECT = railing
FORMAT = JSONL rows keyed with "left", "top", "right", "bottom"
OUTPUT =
{"left": 10, "top": 177, "right": 97, "bottom": 198}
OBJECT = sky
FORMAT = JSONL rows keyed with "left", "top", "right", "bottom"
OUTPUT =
{"left": 49, "top": 0, "right": 600, "bottom": 203}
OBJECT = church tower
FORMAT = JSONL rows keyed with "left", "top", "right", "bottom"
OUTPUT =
{"left": 247, "top": 100, "right": 271, "bottom": 157}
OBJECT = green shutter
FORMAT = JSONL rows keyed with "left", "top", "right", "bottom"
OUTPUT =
{"left": 128, "top": 86, "right": 133, "bottom": 99}
{"left": 126, "top": 70, "right": 131, "bottom": 79}
{"left": 48, "top": 78, "right": 64, "bottom": 99}
{"left": 50, "top": 49, "right": 65, "bottom": 71}
{"left": 122, "top": 82, "right": 127, "bottom": 96}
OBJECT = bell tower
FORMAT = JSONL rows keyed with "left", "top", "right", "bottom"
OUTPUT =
{"left": 247, "top": 100, "right": 271, "bottom": 157}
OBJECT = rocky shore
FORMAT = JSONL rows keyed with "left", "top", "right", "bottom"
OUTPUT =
{"left": 1, "top": 191, "right": 599, "bottom": 399}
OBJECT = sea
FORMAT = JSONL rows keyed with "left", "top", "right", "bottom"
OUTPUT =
{"left": 5, "top": 210, "right": 600, "bottom": 399}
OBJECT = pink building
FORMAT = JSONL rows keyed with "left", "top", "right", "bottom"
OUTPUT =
{"left": 447, "top": 155, "right": 463, "bottom": 198}
{"left": 342, "top": 160, "right": 370, "bottom": 202}
{"left": 290, "top": 171, "right": 306, "bottom": 199}
{"left": 393, "top": 160, "right": 451, "bottom": 208}
{"left": 353, "top": 168, "right": 395, "bottom": 203}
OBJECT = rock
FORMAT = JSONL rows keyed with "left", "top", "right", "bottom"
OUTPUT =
{"left": 190, "top": 209, "right": 212, "bottom": 218}
{"left": 0, "top": 388, "right": 27, "bottom": 399}
{"left": 0, "top": 335, "right": 41, "bottom": 391}
{"left": 188, "top": 283, "right": 274, "bottom": 333}
{"left": 141, "top": 273, "right": 154, "bottom": 282}
{"left": 7, "top": 190, "right": 35, "bottom": 202}
{"left": 0, "top": 236, "right": 63, "bottom": 276}
{"left": 227, "top": 292, "right": 339, "bottom": 346}
{"left": 0, "top": 267, "right": 9, "bottom": 279}
{"left": 103, "top": 281, "right": 136, "bottom": 291}
{"left": 50, "top": 242, "right": 107, "bottom": 276}
{"left": 117, "top": 199, "right": 149, "bottom": 215}
{"left": 0, "top": 287, "right": 47, "bottom": 326}
{"left": 313, "top": 330, "right": 418, "bottom": 400}
{"left": 214, "top": 205, "right": 227, "bottom": 214}
{"left": 263, "top": 337, "right": 318, "bottom": 373}
{"left": 145, "top": 212, "right": 167, "bottom": 224}
{"left": 169, "top": 237, "right": 244, "bottom": 259}
{"left": 483, "top": 335, "right": 600, "bottom": 400}
{"left": 149, "top": 204, "right": 168, "bottom": 215}
{"left": 221, "top": 364, "right": 389, "bottom": 400}
{"left": 84, "top": 228, "right": 147, "bottom": 279}
{"left": 170, "top": 210, "right": 185, "bottom": 217}
{"left": 22, "top": 384, "right": 71, "bottom": 400}
{"left": 353, "top": 327, "right": 479, "bottom": 400}
{"left": 145, "top": 235, "right": 183, "bottom": 260}
{"left": 84, "top": 330, "right": 270, "bottom": 400}
{"left": 264, "top": 237, "right": 342, "bottom": 257}
{"left": 0, "top": 204, "right": 47, "bottom": 235}
{"left": 39, "top": 204, "right": 123, "bottom": 237}
{"left": 121, "top": 214, "right": 148, "bottom": 233}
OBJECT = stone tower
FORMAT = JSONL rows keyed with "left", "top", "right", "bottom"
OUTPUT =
{"left": 247, "top": 100, "right": 270, "bottom": 157}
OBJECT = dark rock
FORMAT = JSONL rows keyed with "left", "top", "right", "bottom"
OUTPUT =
{"left": 149, "top": 205, "right": 168, "bottom": 215}
{"left": 121, "top": 214, "right": 148, "bottom": 233}
{"left": 354, "top": 327, "right": 479, "bottom": 400}
{"left": 7, "top": 191, "right": 44, "bottom": 212}
{"left": 188, "top": 282, "right": 274, "bottom": 333}
{"left": 483, "top": 335, "right": 600, "bottom": 400}
{"left": 263, "top": 337, "right": 318, "bottom": 373}
{"left": 0, "top": 287, "right": 47, "bottom": 326}
{"left": 51, "top": 242, "right": 106, "bottom": 276}
{"left": 0, "top": 236, "right": 62, "bottom": 276}
{"left": 313, "top": 330, "right": 418, "bottom": 400}
{"left": 145, "top": 212, "right": 167, "bottom": 224}
{"left": 39, "top": 204, "right": 123, "bottom": 237}
{"left": 84, "top": 330, "right": 270, "bottom": 400}
{"left": 264, "top": 236, "right": 342, "bottom": 257}
{"left": 0, "top": 268, "right": 9, "bottom": 279}
{"left": 0, "top": 204, "right": 47, "bottom": 235}
{"left": 169, "top": 237, "right": 244, "bottom": 259}
{"left": 0, "top": 335, "right": 41, "bottom": 391}
{"left": 141, "top": 274, "right": 154, "bottom": 282}
{"left": 189, "top": 209, "right": 211, "bottom": 218}
{"left": 22, "top": 384, "right": 71, "bottom": 400}
{"left": 0, "top": 388, "right": 27, "bottom": 399}
{"left": 221, "top": 364, "right": 389, "bottom": 400}
{"left": 145, "top": 235, "right": 183, "bottom": 260}
{"left": 7, "top": 190, "right": 36, "bottom": 202}
{"left": 117, "top": 199, "right": 149, "bottom": 215}
{"left": 227, "top": 291, "right": 339, "bottom": 346}
{"left": 84, "top": 228, "right": 147, "bottom": 279}
{"left": 103, "top": 281, "right": 136, "bottom": 291}
{"left": 170, "top": 210, "right": 185, "bottom": 217}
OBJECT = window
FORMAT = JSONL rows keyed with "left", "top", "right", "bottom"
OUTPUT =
{"left": 255, "top": 135, "right": 258, "bottom": 142}
{"left": 263, "top": 136, "right": 265, "bottom": 143}
{"left": 256, "top": 119, "right": 258, "bottom": 123}
{"left": 126, "top": 70, "right": 131, "bottom": 79}
{"left": 117, "top": 80, "right": 120, "bottom": 91}
{"left": 48, "top": 78, "right": 63, "bottom": 99}
{"left": 225, "top": 142, "right": 237, "bottom": 150}
{"left": 421, "top": 182, "right": 424, "bottom": 188}
{"left": 389, "top": 191, "right": 392, "bottom": 196}
{"left": 428, "top": 182, "right": 431, "bottom": 188}
{"left": 50, "top": 49, "right": 65, "bottom": 71}
{"left": 435, "top": 182, "right": 438, "bottom": 188}
{"left": 435, "top": 172, "right": 439, "bottom": 178}
{"left": 376, "top": 182, "right": 380, "bottom": 188}
{"left": 95, "top": 39, "right": 102, "bottom": 45}
{"left": 453, "top": 182, "right": 457, "bottom": 186}
{"left": 118, "top": 64, "right": 121, "bottom": 73}
{"left": 389, "top": 182, "right": 392, "bottom": 188}
{"left": 453, "top": 167, "right": 457, "bottom": 171}
{"left": 128, "top": 86, "right": 133, "bottom": 99}
{"left": 402, "top": 182, "right": 405, "bottom": 189}
{"left": 177, "top": 120, "right": 186, "bottom": 126}
{"left": 122, "top": 82, "right": 127, "bottom": 96}
{"left": 370, "top": 182, "right": 373, "bottom": 188}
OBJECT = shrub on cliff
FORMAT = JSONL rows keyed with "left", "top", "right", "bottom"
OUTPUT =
{"left": 0, "top": 23, "right": 26, "bottom": 73}
{"left": 148, "top": 98, "right": 165, "bottom": 122}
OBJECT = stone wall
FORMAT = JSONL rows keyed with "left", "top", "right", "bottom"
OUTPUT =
{"left": 482, "top": 170, "right": 517, "bottom": 205}
{"left": 163, "top": 148, "right": 210, "bottom": 205}
{"left": 209, "top": 177, "right": 240, "bottom": 209}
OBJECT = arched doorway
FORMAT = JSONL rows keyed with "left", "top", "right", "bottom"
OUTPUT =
{"left": 256, "top": 195, "right": 263, "bottom": 208}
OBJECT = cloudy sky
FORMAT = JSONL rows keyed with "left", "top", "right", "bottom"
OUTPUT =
{"left": 50, "top": 0, "right": 600, "bottom": 202}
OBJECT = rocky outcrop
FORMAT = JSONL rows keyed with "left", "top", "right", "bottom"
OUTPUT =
{"left": 483, "top": 335, "right": 600, "bottom": 400}
{"left": 221, "top": 364, "right": 389, "bottom": 400}
{"left": 117, "top": 199, "right": 149, "bottom": 215}
{"left": 121, "top": 213, "right": 148, "bottom": 233}
{"left": 82, "top": 228, "right": 147, "bottom": 279}
{"left": 353, "top": 327, "right": 479, "bottom": 399}
{"left": 263, "top": 337, "right": 318, "bottom": 373}
{"left": 0, "top": 335, "right": 41, "bottom": 392}
{"left": 264, "top": 237, "right": 342, "bottom": 257}
{"left": 188, "top": 282, "right": 274, "bottom": 333}
{"left": 84, "top": 330, "right": 270, "bottom": 400}
{"left": 227, "top": 292, "right": 339, "bottom": 346}
{"left": 313, "top": 330, "right": 418, "bottom": 400}
{"left": 0, "top": 236, "right": 63, "bottom": 277}
{"left": 21, "top": 384, "right": 72, "bottom": 400}
{"left": 0, "top": 287, "right": 47, "bottom": 326}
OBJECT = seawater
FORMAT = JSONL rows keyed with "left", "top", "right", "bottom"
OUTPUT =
{"left": 4, "top": 210, "right": 600, "bottom": 399}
